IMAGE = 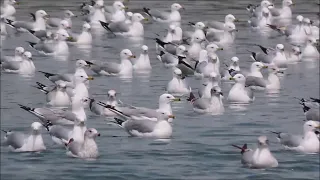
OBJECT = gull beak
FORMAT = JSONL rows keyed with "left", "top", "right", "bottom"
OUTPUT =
{"left": 168, "top": 115, "right": 175, "bottom": 119}
{"left": 229, "top": 77, "right": 235, "bottom": 80}
{"left": 97, "top": 133, "right": 101, "bottom": 137}
{"left": 87, "top": 76, "right": 94, "bottom": 80}
{"left": 172, "top": 98, "right": 181, "bottom": 102}
{"left": 181, "top": 6, "right": 185, "bottom": 10}
{"left": 290, "top": 3, "right": 295, "bottom": 6}
{"left": 316, "top": 125, "right": 320, "bottom": 129}
{"left": 234, "top": 19, "right": 239, "bottom": 22}
{"left": 85, "top": 64, "right": 91, "bottom": 67}
{"left": 143, "top": 18, "right": 149, "bottom": 22}
{"left": 44, "top": 14, "right": 50, "bottom": 20}
{"left": 122, "top": 6, "right": 129, "bottom": 10}
{"left": 66, "top": 36, "right": 74, "bottom": 41}
{"left": 129, "top": 55, "right": 136, "bottom": 59}
{"left": 277, "top": 70, "right": 284, "bottom": 74}
{"left": 219, "top": 92, "right": 224, "bottom": 96}
{"left": 67, "top": 26, "right": 71, "bottom": 29}
{"left": 263, "top": 65, "right": 268, "bottom": 69}
{"left": 15, "top": 1, "right": 20, "bottom": 5}
{"left": 218, "top": 47, "right": 224, "bottom": 51}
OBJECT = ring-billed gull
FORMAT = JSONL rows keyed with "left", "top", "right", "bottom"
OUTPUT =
{"left": 157, "top": 45, "right": 187, "bottom": 67}
{"left": 112, "top": 110, "right": 174, "bottom": 139}
{"left": 105, "top": 1, "right": 127, "bottom": 23}
{"left": 1, "top": 46, "right": 24, "bottom": 62}
{"left": 206, "top": 14, "right": 238, "bottom": 32}
{"left": 143, "top": 3, "right": 184, "bottom": 24}
{"left": 202, "top": 43, "right": 223, "bottom": 77}
{"left": 1, "top": 0, "right": 17, "bottom": 20}
{"left": 184, "top": 22, "right": 206, "bottom": 41}
{"left": 187, "top": 86, "right": 224, "bottom": 115}
{"left": 65, "top": 128, "right": 100, "bottom": 159}
{"left": 133, "top": 45, "right": 151, "bottom": 71}
{"left": 206, "top": 22, "right": 237, "bottom": 47}
{"left": 194, "top": 49, "right": 208, "bottom": 79}
{"left": 100, "top": 13, "right": 147, "bottom": 37}
{"left": 155, "top": 37, "right": 182, "bottom": 55}
{"left": 251, "top": 136, "right": 278, "bottom": 169}
{"left": 67, "top": 23, "right": 92, "bottom": 45}
{"left": 286, "top": 45, "right": 302, "bottom": 63}
{"left": 1, "top": 51, "right": 35, "bottom": 75}
{"left": 187, "top": 33, "right": 206, "bottom": 60}
{"left": 166, "top": 68, "right": 190, "bottom": 97}
{"left": 244, "top": 62, "right": 268, "bottom": 90}
{"left": 97, "top": 93, "right": 180, "bottom": 122}
{"left": 34, "top": 81, "right": 71, "bottom": 107}
{"left": 88, "top": 0, "right": 106, "bottom": 26}
{"left": 6, "top": 10, "right": 49, "bottom": 32}
{"left": 228, "top": 74, "right": 254, "bottom": 103}
{"left": 231, "top": 144, "right": 254, "bottom": 166}
{"left": 268, "top": 0, "right": 293, "bottom": 20}
{"left": 301, "top": 37, "right": 319, "bottom": 61}
{"left": 89, "top": 89, "right": 119, "bottom": 116}
{"left": 86, "top": 49, "right": 135, "bottom": 77}
{"left": 266, "top": 65, "right": 283, "bottom": 90}
{"left": 2, "top": 122, "right": 46, "bottom": 152}
{"left": 43, "top": 121, "right": 71, "bottom": 146}
{"left": 271, "top": 44, "right": 288, "bottom": 69}
{"left": 46, "top": 10, "right": 76, "bottom": 28}
{"left": 298, "top": 101, "right": 319, "bottom": 121}
{"left": 198, "top": 72, "right": 221, "bottom": 99}
{"left": 222, "top": 57, "right": 240, "bottom": 81}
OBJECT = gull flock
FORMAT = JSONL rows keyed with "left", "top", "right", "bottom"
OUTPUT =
{"left": 1, "top": 0, "right": 319, "bottom": 168}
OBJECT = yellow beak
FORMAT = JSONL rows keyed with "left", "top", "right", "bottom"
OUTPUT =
{"left": 143, "top": 18, "right": 149, "bottom": 22}
{"left": 229, "top": 77, "right": 235, "bottom": 80}
{"left": 129, "top": 55, "right": 136, "bottom": 59}
{"left": 218, "top": 47, "right": 224, "bottom": 50}
{"left": 87, "top": 76, "right": 94, "bottom": 80}
{"left": 168, "top": 115, "right": 175, "bottom": 119}
{"left": 263, "top": 65, "right": 268, "bottom": 69}
{"left": 122, "top": 6, "right": 129, "bottom": 10}
{"left": 173, "top": 98, "right": 181, "bottom": 102}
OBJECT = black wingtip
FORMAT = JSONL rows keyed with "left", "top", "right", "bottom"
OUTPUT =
{"left": 85, "top": 60, "right": 94, "bottom": 65}
{"left": 143, "top": 7, "right": 152, "bottom": 17}
{"left": 187, "top": 92, "right": 196, "bottom": 102}
{"left": 28, "top": 30, "right": 36, "bottom": 34}
{"left": 114, "top": 118, "right": 125, "bottom": 126}
{"left": 5, "top": 19, "right": 14, "bottom": 26}
{"left": 253, "top": 44, "right": 268, "bottom": 55}
{"left": 26, "top": 41, "right": 37, "bottom": 48}
{"left": 38, "top": 71, "right": 56, "bottom": 78}
{"left": 155, "top": 38, "right": 168, "bottom": 48}
{"left": 310, "top": 97, "right": 320, "bottom": 103}
{"left": 30, "top": 13, "right": 36, "bottom": 21}
{"left": 99, "top": 21, "right": 116, "bottom": 36}
{"left": 18, "top": 104, "right": 34, "bottom": 112}
{"left": 159, "top": 51, "right": 165, "bottom": 56}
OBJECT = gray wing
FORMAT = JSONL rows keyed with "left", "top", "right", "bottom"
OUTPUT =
{"left": 206, "top": 31, "right": 223, "bottom": 42}
{"left": 5, "top": 132, "right": 25, "bottom": 149}
{"left": 134, "top": 108, "right": 158, "bottom": 118}
{"left": 100, "top": 62, "right": 121, "bottom": 74}
{"left": 164, "top": 44, "right": 178, "bottom": 55}
{"left": 12, "top": 21, "right": 34, "bottom": 30}
{"left": 31, "top": 42, "right": 55, "bottom": 54}
{"left": 56, "top": 110, "right": 77, "bottom": 122}
{"left": 305, "top": 110, "right": 320, "bottom": 121}
{"left": 2, "top": 60, "right": 20, "bottom": 70}
{"left": 34, "top": 108, "right": 60, "bottom": 122}
{"left": 193, "top": 98, "right": 211, "bottom": 110}
{"left": 245, "top": 87, "right": 254, "bottom": 99}
{"left": 195, "top": 61, "right": 207, "bottom": 73}
{"left": 242, "top": 150, "right": 254, "bottom": 165}
{"left": 124, "top": 120, "right": 157, "bottom": 133}
{"left": 183, "top": 31, "right": 193, "bottom": 40}
{"left": 249, "top": 17, "right": 259, "bottom": 28}
{"left": 49, "top": 125, "right": 71, "bottom": 140}
{"left": 253, "top": 53, "right": 273, "bottom": 64}
{"left": 269, "top": 8, "right": 281, "bottom": 17}
{"left": 89, "top": 99, "right": 104, "bottom": 115}
{"left": 160, "top": 53, "right": 177, "bottom": 64}
{"left": 1, "top": 55, "right": 14, "bottom": 62}
{"left": 108, "top": 22, "right": 130, "bottom": 32}
{"left": 147, "top": 9, "right": 169, "bottom": 20}
{"left": 177, "top": 60, "right": 195, "bottom": 76}
{"left": 30, "top": 30, "right": 48, "bottom": 39}
{"left": 67, "top": 141, "right": 82, "bottom": 155}
{"left": 47, "top": 18, "right": 62, "bottom": 27}
{"left": 279, "top": 133, "right": 302, "bottom": 147}
{"left": 245, "top": 76, "right": 266, "bottom": 88}
{"left": 207, "top": 21, "right": 225, "bottom": 30}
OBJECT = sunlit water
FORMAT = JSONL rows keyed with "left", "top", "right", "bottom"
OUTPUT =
{"left": 1, "top": 0, "right": 319, "bottom": 179}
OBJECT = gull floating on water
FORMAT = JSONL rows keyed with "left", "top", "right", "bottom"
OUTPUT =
{"left": 228, "top": 74, "right": 254, "bottom": 103}
{"left": 46, "top": 10, "right": 76, "bottom": 28}
{"left": 133, "top": 45, "right": 151, "bottom": 71}
{"left": 1, "top": 0, "right": 17, "bottom": 20}
{"left": 251, "top": 136, "right": 278, "bottom": 169}
{"left": 2, "top": 122, "right": 46, "bottom": 152}
{"left": 89, "top": 89, "right": 119, "bottom": 117}
{"left": 166, "top": 68, "right": 190, "bottom": 97}
{"left": 1, "top": 51, "right": 35, "bottom": 75}
{"left": 232, "top": 144, "right": 254, "bottom": 166}
{"left": 143, "top": 3, "right": 184, "bottom": 24}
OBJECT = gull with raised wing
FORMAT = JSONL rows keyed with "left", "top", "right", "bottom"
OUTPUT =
{"left": 231, "top": 144, "right": 254, "bottom": 166}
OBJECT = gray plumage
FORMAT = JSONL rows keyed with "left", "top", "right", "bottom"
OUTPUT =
{"left": 3, "top": 131, "right": 25, "bottom": 149}
{"left": 48, "top": 125, "right": 71, "bottom": 141}
{"left": 87, "top": 61, "right": 121, "bottom": 75}
{"left": 123, "top": 119, "right": 157, "bottom": 133}
{"left": 1, "top": 60, "right": 20, "bottom": 71}
{"left": 245, "top": 76, "right": 267, "bottom": 88}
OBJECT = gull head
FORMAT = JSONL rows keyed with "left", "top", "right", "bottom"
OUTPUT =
{"left": 107, "top": 89, "right": 117, "bottom": 99}
{"left": 141, "top": 45, "right": 148, "bottom": 54}
{"left": 75, "top": 59, "right": 89, "bottom": 68}
{"left": 156, "top": 110, "right": 175, "bottom": 121}
{"left": 268, "top": 65, "right": 283, "bottom": 74}
{"left": 23, "top": 51, "right": 32, "bottom": 61}
{"left": 283, "top": 0, "right": 294, "bottom": 7}
{"left": 176, "top": 45, "right": 187, "bottom": 55}
{"left": 171, "top": 3, "right": 184, "bottom": 11}
{"left": 303, "top": 120, "right": 320, "bottom": 133}
{"left": 195, "top": 22, "right": 206, "bottom": 30}
{"left": 231, "top": 56, "right": 239, "bottom": 63}
{"left": 113, "top": 1, "right": 126, "bottom": 11}
{"left": 85, "top": 128, "right": 100, "bottom": 139}
{"left": 276, "top": 44, "right": 284, "bottom": 51}
{"left": 169, "top": 24, "right": 176, "bottom": 33}
{"left": 251, "top": 62, "right": 268, "bottom": 71}
{"left": 74, "top": 69, "right": 93, "bottom": 83}
{"left": 120, "top": 49, "right": 135, "bottom": 60}
{"left": 159, "top": 93, "right": 180, "bottom": 104}
{"left": 296, "top": 15, "right": 304, "bottom": 22}
{"left": 57, "top": 82, "right": 67, "bottom": 90}
{"left": 56, "top": 29, "right": 71, "bottom": 41}
{"left": 95, "top": 0, "right": 104, "bottom": 8}
{"left": 60, "top": 20, "right": 71, "bottom": 29}
{"left": 6, "top": 0, "right": 17, "bottom": 5}
{"left": 206, "top": 43, "right": 223, "bottom": 52}
{"left": 132, "top": 13, "right": 147, "bottom": 22}
{"left": 303, "top": 18, "right": 311, "bottom": 25}
{"left": 31, "top": 122, "right": 43, "bottom": 131}
{"left": 64, "top": 10, "right": 76, "bottom": 18}
{"left": 262, "top": 7, "right": 270, "bottom": 18}
{"left": 261, "top": 0, "right": 273, "bottom": 8}
{"left": 225, "top": 22, "right": 237, "bottom": 32}
{"left": 306, "top": 37, "right": 318, "bottom": 46}
{"left": 82, "top": 23, "right": 91, "bottom": 32}
{"left": 36, "top": 10, "right": 49, "bottom": 20}
{"left": 211, "top": 86, "right": 223, "bottom": 97}
{"left": 225, "top": 14, "right": 238, "bottom": 23}
{"left": 173, "top": 68, "right": 183, "bottom": 79}
{"left": 126, "top": 12, "right": 133, "bottom": 18}
{"left": 257, "top": 136, "right": 269, "bottom": 147}
{"left": 229, "top": 73, "right": 246, "bottom": 83}
{"left": 292, "top": 46, "right": 301, "bottom": 55}
{"left": 15, "top": 47, "right": 25, "bottom": 56}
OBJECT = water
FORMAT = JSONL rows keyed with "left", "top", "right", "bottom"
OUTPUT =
{"left": 1, "top": 0, "right": 319, "bottom": 179}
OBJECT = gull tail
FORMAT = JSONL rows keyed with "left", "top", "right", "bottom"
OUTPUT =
{"left": 253, "top": 44, "right": 268, "bottom": 55}
{"left": 65, "top": 138, "right": 74, "bottom": 147}
{"left": 5, "top": 19, "right": 15, "bottom": 27}
{"left": 99, "top": 21, "right": 116, "bottom": 36}
{"left": 26, "top": 41, "right": 37, "bottom": 48}
{"left": 42, "top": 120, "right": 53, "bottom": 131}
{"left": 246, "top": 50, "right": 257, "bottom": 61}
{"left": 32, "top": 82, "right": 49, "bottom": 94}
{"left": 38, "top": 71, "right": 56, "bottom": 79}
{"left": 178, "top": 56, "right": 195, "bottom": 70}
{"left": 155, "top": 38, "right": 169, "bottom": 48}
{"left": 299, "top": 102, "right": 310, "bottom": 113}
{"left": 231, "top": 144, "right": 248, "bottom": 154}
{"left": 187, "top": 92, "right": 196, "bottom": 102}
{"left": 143, "top": 7, "right": 152, "bottom": 17}
{"left": 188, "top": 22, "right": 196, "bottom": 26}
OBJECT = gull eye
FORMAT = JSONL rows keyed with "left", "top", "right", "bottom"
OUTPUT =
{"left": 80, "top": 76, "right": 84, "bottom": 78}
{"left": 166, "top": 96, "right": 170, "bottom": 98}
{"left": 309, "top": 124, "right": 312, "bottom": 127}
{"left": 89, "top": 130, "right": 92, "bottom": 133}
